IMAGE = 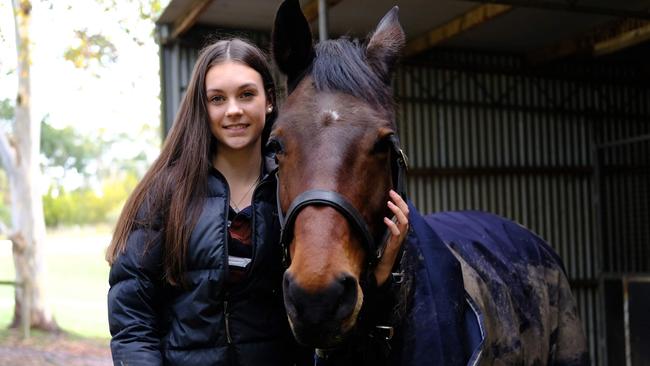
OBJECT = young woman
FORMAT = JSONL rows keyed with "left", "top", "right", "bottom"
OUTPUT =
{"left": 106, "top": 38, "right": 409, "bottom": 366}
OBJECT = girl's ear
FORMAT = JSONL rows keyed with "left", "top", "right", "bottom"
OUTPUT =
{"left": 272, "top": 0, "right": 314, "bottom": 92}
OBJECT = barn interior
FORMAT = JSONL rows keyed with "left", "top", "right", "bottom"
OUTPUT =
{"left": 155, "top": 1, "right": 650, "bottom": 364}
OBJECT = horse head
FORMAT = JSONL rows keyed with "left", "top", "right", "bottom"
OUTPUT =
{"left": 270, "top": 0, "right": 405, "bottom": 348}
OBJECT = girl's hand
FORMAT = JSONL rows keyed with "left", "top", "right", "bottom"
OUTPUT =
{"left": 374, "top": 190, "right": 409, "bottom": 286}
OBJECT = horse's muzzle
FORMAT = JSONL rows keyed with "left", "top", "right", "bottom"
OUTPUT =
{"left": 283, "top": 271, "right": 359, "bottom": 347}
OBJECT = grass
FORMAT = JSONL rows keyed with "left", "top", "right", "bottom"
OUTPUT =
{"left": 0, "top": 226, "right": 112, "bottom": 340}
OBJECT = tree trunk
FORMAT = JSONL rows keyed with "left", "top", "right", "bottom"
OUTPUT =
{"left": 5, "top": 0, "right": 58, "bottom": 332}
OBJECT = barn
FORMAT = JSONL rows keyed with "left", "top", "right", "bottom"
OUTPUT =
{"left": 155, "top": 1, "right": 650, "bottom": 364}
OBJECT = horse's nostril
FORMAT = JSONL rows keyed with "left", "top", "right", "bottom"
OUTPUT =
{"left": 334, "top": 274, "right": 358, "bottom": 321}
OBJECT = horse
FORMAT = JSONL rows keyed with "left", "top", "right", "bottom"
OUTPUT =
{"left": 268, "top": 1, "right": 589, "bottom": 365}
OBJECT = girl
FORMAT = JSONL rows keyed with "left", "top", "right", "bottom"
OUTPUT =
{"left": 106, "top": 38, "right": 408, "bottom": 366}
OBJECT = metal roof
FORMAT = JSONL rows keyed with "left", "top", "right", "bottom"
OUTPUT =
{"left": 156, "top": 0, "right": 650, "bottom": 55}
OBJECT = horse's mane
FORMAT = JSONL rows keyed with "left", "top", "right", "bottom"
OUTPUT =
{"left": 312, "top": 38, "right": 393, "bottom": 108}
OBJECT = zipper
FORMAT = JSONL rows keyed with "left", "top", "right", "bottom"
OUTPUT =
{"left": 220, "top": 171, "right": 232, "bottom": 344}
{"left": 224, "top": 298, "right": 232, "bottom": 344}
{"left": 211, "top": 168, "right": 232, "bottom": 283}
{"left": 245, "top": 175, "right": 271, "bottom": 276}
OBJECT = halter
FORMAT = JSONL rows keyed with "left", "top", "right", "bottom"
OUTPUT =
{"left": 275, "top": 133, "right": 408, "bottom": 270}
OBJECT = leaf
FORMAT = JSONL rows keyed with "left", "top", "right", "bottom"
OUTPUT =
{"left": 63, "top": 29, "right": 118, "bottom": 70}
{"left": 0, "top": 99, "right": 14, "bottom": 121}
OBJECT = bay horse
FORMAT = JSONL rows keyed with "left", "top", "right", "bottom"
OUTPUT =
{"left": 269, "top": 1, "right": 589, "bottom": 365}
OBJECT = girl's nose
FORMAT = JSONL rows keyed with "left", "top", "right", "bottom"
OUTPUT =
{"left": 225, "top": 100, "right": 243, "bottom": 117}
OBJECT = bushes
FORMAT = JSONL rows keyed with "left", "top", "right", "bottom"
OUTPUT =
{"left": 43, "top": 174, "right": 139, "bottom": 228}
{"left": 37, "top": 118, "right": 155, "bottom": 228}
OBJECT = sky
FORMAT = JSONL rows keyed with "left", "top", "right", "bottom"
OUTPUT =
{"left": 0, "top": 0, "right": 170, "bottom": 189}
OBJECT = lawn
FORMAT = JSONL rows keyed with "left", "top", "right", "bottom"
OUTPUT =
{"left": 0, "top": 227, "right": 111, "bottom": 340}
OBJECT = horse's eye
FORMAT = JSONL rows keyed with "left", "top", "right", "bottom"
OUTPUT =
{"left": 266, "top": 138, "right": 285, "bottom": 155}
{"left": 372, "top": 137, "right": 392, "bottom": 154}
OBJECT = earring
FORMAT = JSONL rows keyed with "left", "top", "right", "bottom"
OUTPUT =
{"left": 267, "top": 106, "right": 273, "bottom": 113}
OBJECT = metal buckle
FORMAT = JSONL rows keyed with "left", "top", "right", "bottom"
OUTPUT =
{"left": 281, "top": 235, "right": 291, "bottom": 268}
{"left": 373, "top": 325, "right": 394, "bottom": 341}
{"left": 392, "top": 271, "right": 404, "bottom": 284}
{"left": 315, "top": 348, "right": 334, "bottom": 359}
{"left": 397, "top": 148, "right": 409, "bottom": 170}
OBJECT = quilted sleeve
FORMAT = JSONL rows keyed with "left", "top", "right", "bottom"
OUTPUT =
{"left": 108, "top": 227, "right": 164, "bottom": 366}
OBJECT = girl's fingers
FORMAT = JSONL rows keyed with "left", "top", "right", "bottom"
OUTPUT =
{"left": 384, "top": 217, "right": 401, "bottom": 237}
{"left": 375, "top": 191, "right": 410, "bottom": 286}
{"left": 387, "top": 201, "right": 408, "bottom": 230}
{"left": 389, "top": 190, "right": 409, "bottom": 216}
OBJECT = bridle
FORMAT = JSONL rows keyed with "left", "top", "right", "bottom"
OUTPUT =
{"left": 275, "top": 133, "right": 408, "bottom": 271}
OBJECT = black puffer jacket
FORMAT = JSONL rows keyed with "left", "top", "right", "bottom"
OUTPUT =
{"left": 108, "top": 167, "right": 308, "bottom": 366}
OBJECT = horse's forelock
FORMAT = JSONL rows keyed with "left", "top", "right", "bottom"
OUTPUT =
{"left": 312, "top": 39, "right": 393, "bottom": 108}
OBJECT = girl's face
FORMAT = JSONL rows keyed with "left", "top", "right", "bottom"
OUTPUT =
{"left": 205, "top": 61, "right": 270, "bottom": 153}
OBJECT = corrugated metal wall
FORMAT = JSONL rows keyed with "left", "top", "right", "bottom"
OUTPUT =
{"left": 597, "top": 135, "right": 650, "bottom": 274}
{"left": 159, "top": 28, "right": 650, "bottom": 365}
{"left": 394, "top": 49, "right": 650, "bottom": 366}
{"left": 161, "top": 42, "right": 198, "bottom": 133}
{"left": 595, "top": 135, "right": 650, "bottom": 365}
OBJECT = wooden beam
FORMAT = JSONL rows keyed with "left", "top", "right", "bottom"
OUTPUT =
{"left": 404, "top": 4, "right": 512, "bottom": 57}
{"left": 469, "top": 0, "right": 650, "bottom": 20}
{"left": 594, "top": 22, "right": 650, "bottom": 56}
{"left": 527, "top": 37, "right": 591, "bottom": 65}
{"left": 171, "top": 0, "right": 214, "bottom": 39}
{"left": 302, "top": 0, "right": 343, "bottom": 23}
{"left": 528, "top": 19, "right": 650, "bottom": 64}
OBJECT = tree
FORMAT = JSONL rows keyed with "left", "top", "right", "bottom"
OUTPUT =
{"left": 0, "top": 0, "right": 164, "bottom": 332}
{"left": 0, "top": 0, "right": 57, "bottom": 331}
{"left": 40, "top": 117, "right": 103, "bottom": 187}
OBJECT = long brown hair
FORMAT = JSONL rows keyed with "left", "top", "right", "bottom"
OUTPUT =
{"left": 106, "top": 38, "right": 278, "bottom": 285}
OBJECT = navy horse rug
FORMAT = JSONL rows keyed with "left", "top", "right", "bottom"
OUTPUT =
{"left": 401, "top": 205, "right": 589, "bottom": 365}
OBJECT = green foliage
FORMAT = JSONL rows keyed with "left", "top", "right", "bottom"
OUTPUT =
{"left": 0, "top": 98, "right": 13, "bottom": 121}
{"left": 63, "top": 29, "right": 118, "bottom": 70}
{"left": 41, "top": 117, "right": 101, "bottom": 176}
{"left": 94, "top": 0, "right": 166, "bottom": 20}
{"left": 43, "top": 173, "right": 138, "bottom": 227}
{"left": 39, "top": 118, "right": 155, "bottom": 228}
{"left": 138, "top": 0, "right": 165, "bottom": 21}
{"left": 0, "top": 171, "right": 10, "bottom": 225}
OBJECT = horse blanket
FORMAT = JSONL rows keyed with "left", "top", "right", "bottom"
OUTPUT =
{"left": 397, "top": 203, "right": 589, "bottom": 366}
{"left": 315, "top": 203, "right": 589, "bottom": 366}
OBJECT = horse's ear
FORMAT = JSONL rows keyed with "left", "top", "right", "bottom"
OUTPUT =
{"left": 272, "top": 0, "right": 314, "bottom": 91}
{"left": 366, "top": 6, "right": 405, "bottom": 83}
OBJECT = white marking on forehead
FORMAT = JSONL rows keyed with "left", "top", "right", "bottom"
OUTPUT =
{"left": 326, "top": 110, "right": 340, "bottom": 121}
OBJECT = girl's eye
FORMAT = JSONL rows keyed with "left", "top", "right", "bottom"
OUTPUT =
{"left": 240, "top": 91, "right": 256, "bottom": 99}
{"left": 210, "top": 95, "right": 225, "bottom": 103}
